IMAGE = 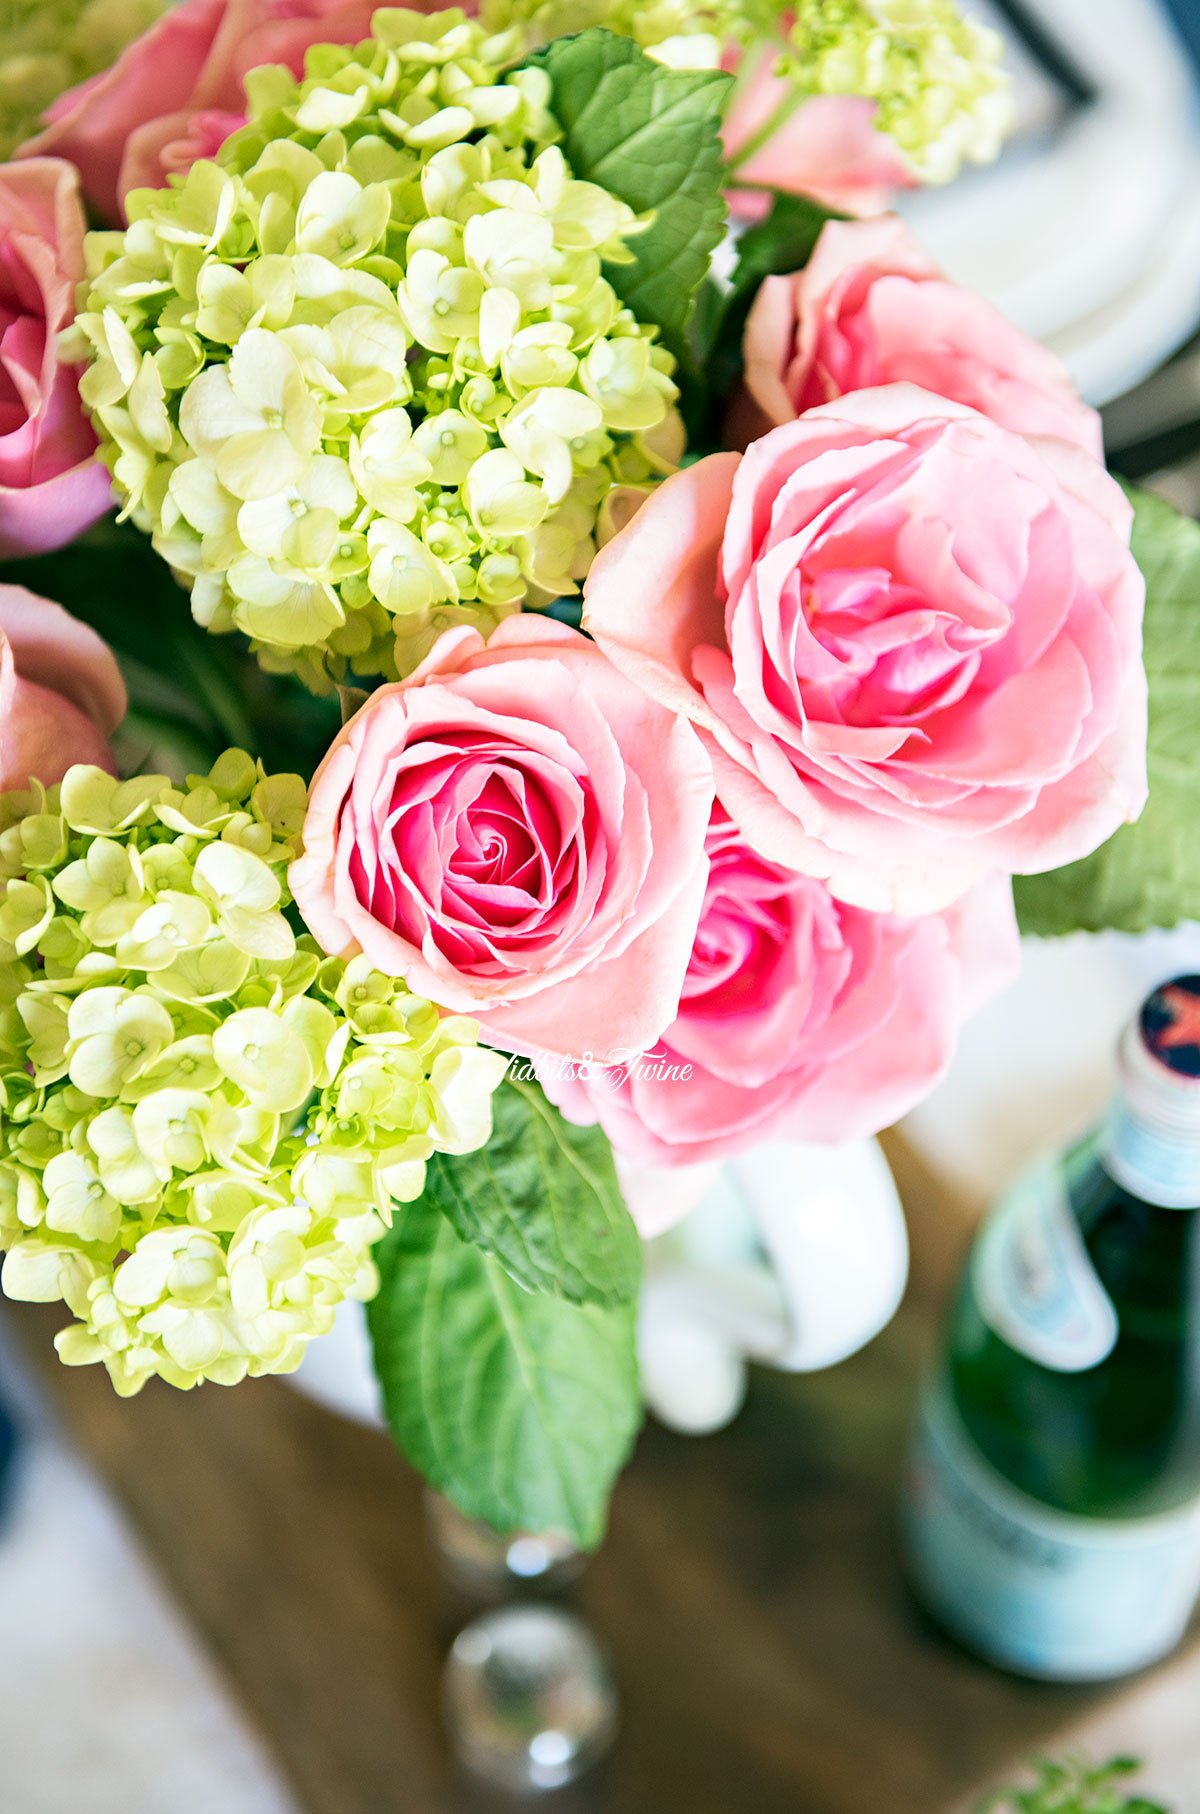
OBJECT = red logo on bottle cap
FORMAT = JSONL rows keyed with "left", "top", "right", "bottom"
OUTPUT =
{"left": 1141, "top": 976, "right": 1200, "bottom": 1079}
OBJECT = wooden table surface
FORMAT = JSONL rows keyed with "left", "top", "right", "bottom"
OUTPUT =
{"left": 10, "top": 1136, "right": 1197, "bottom": 1814}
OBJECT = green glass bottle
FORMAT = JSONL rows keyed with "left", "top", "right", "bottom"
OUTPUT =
{"left": 903, "top": 974, "right": 1200, "bottom": 1680}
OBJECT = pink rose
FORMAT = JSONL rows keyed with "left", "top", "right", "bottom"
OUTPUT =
{"left": 735, "top": 216, "right": 1101, "bottom": 456}
{"left": 547, "top": 807, "right": 1018, "bottom": 1170}
{"left": 0, "top": 158, "right": 112, "bottom": 558}
{"left": 290, "top": 617, "right": 714, "bottom": 1061}
{"left": 724, "top": 67, "right": 910, "bottom": 220}
{"left": 0, "top": 585, "right": 126, "bottom": 792}
{"left": 585, "top": 385, "right": 1147, "bottom": 915}
{"left": 20, "top": 0, "right": 381, "bottom": 221}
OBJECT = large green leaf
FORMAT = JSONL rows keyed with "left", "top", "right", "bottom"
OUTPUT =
{"left": 1015, "top": 486, "right": 1200, "bottom": 937}
{"left": 424, "top": 1076, "right": 641, "bottom": 1308}
{"left": 369, "top": 1195, "right": 641, "bottom": 1545}
{"left": 531, "top": 29, "right": 731, "bottom": 355}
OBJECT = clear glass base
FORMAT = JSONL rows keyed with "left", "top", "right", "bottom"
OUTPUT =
{"left": 443, "top": 1604, "right": 617, "bottom": 1793}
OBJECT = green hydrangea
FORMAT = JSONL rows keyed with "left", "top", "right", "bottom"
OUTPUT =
{"left": 484, "top": 0, "right": 1010, "bottom": 182}
{"left": 0, "top": 752, "right": 508, "bottom": 1396}
{"left": 482, "top": 0, "right": 720, "bottom": 61}
{"left": 70, "top": 6, "right": 682, "bottom": 693}
{"left": 0, "top": 0, "right": 162, "bottom": 160}
{"left": 773, "top": 0, "right": 1011, "bottom": 182}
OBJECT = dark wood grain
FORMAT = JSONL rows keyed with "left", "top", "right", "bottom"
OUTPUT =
{"left": 8, "top": 1133, "right": 1191, "bottom": 1813}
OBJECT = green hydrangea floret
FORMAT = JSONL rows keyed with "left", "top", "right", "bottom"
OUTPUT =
{"left": 70, "top": 5, "right": 682, "bottom": 693}
{"left": 0, "top": 752, "right": 507, "bottom": 1396}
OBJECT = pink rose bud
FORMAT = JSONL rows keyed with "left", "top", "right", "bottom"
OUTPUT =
{"left": 0, "top": 585, "right": 126, "bottom": 792}
{"left": 546, "top": 807, "right": 1019, "bottom": 1175}
{"left": 291, "top": 618, "right": 715, "bottom": 1063}
{"left": 733, "top": 216, "right": 1102, "bottom": 456}
{"left": 585, "top": 385, "right": 1147, "bottom": 916}
{"left": 0, "top": 158, "right": 113, "bottom": 557}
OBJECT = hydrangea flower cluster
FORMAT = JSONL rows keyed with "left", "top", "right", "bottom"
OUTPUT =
{"left": 70, "top": 6, "right": 682, "bottom": 692}
{"left": 776, "top": 0, "right": 1010, "bottom": 181}
{"left": 483, "top": 0, "right": 722, "bottom": 61}
{"left": 0, "top": 0, "right": 161, "bottom": 159}
{"left": 0, "top": 751, "right": 507, "bottom": 1395}
{"left": 485, "top": 0, "right": 1010, "bottom": 182}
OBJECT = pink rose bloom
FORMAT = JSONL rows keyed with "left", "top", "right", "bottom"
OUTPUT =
{"left": 0, "top": 585, "right": 126, "bottom": 792}
{"left": 724, "top": 64, "right": 910, "bottom": 220}
{"left": 290, "top": 617, "right": 714, "bottom": 1061}
{"left": 585, "top": 385, "right": 1147, "bottom": 916}
{"left": 735, "top": 216, "right": 1102, "bottom": 456}
{"left": 0, "top": 158, "right": 112, "bottom": 559}
{"left": 548, "top": 807, "right": 1018, "bottom": 1170}
{"left": 20, "top": 0, "right": 381, "bottom": 221}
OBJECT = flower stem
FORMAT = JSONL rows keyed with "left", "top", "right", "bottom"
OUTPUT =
{"left": 726, "top": 75, "right": 813, "bottom": 175}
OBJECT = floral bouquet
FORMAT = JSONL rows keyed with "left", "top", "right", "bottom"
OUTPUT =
{"left": 0, "top": 0, "right": 1193, "bottom": 1547}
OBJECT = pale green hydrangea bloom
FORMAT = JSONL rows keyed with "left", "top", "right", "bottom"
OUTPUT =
{"left": 71, "top": 6, "right": 682, "bottom": 693}
{"left": 0, "top": 0, "right": 162, "bottom": 161}
{"left": 772, "top": 0, "right": 1011, "bottom": 182}
{"left": 0, "top": 753, "right": 508, "bottom": 1396}
{"left": 484, "top": 0, "right": 1010, "bottom": 182}
{"left": 482, "top": 0, "right": 724, "bottom": 65}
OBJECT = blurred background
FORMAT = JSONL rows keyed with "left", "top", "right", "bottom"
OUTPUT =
{"left": 4, "top": 3, "right": 1200, "bottom": 1811}
{"left": 907, "top": 0, "right": 1200, "bottom": 484}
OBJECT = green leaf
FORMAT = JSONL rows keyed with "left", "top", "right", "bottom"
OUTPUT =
{"left": 421, "top": 1076, "right": 641, "bottom": 1308}
{"left": 531, "top": 29, "right": 731, "bottom": 356}
{"left": 684, "top": 187, "right": 839, "bottom": 449}
{"left": 368, "top": 1195, "right": 641, "bottom": 1545}
{"left": 979, "top": 1755, "right": 1167, "bottom": 1814}
{"left": 1015, "top": 486, "right": 1200, "bottom": 936}
{"left": 696, "top": 188, "right": 839, "bottom": 364}
{"left": 336, "top": 684, "right": 369, "bottom": 724}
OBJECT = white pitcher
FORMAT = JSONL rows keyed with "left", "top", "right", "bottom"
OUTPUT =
{"left": 629, "top": 1137, "right": 908, "bottom": 1434}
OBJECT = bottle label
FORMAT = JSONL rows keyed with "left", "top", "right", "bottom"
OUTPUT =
{"left": 904, "top": 1386, "right": 1200, "bottom": 1680}
{"left": 973, "top": 1144, "right": 1118, "bottom": 1373}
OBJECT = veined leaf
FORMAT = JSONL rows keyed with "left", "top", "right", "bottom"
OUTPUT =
{"left": 1015, "top": 486, "right": 1200, "bottom": 937}
{"left": 531, "top": 29, "right": 731, "bottom": 356}
{"left": 369, "top": 1195, "right": 641, "bottom": 1546}
{"left": 423, "top": 1075, "right": 641, "bottom": 1308}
